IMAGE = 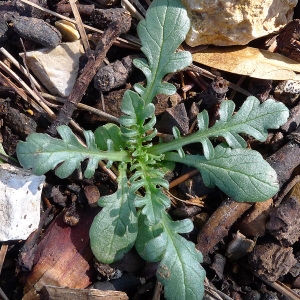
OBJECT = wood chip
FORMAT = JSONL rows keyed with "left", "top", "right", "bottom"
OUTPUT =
{"left": 40, "top": 286, "right": 128, "bottom": 300}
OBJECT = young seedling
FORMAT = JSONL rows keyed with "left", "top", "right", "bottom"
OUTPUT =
{"left": 16, "top": 0, "right": 289, "bottom": 299}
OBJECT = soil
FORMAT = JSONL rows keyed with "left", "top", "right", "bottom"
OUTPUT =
{"left": 1, "top": 1, "right": 300, "bottom": 300}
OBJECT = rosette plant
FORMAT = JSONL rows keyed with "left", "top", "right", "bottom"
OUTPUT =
{"left": 16, "top": 1, "right": 289, "bottom": 299}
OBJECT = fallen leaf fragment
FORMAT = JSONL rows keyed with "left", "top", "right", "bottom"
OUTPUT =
{"left": 193, "top": 46, "right": 300, "bottom": 80}
{"left": 23, "top": 209, "right": 99, "bottom": 299}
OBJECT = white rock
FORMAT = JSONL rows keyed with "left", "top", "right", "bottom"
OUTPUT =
{"left": 20, "top": 40, "right": 84, "bottom": 97}
{"left": 181, "top": 0, "right": 297, "bottom": 46}
{"left": 0, "top": 164, "right": 45, "bottom": 241}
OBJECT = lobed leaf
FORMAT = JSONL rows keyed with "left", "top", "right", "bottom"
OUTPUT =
{"left": 165, "top": 144, "right": 279, "bottom": 202}
{"left": 89, "top": 163, "right": 138, "bottom": 263}
{"left": 137, "top": 212, "right": 205, "bottom": 300}
{"left": 132, "top": 176, "right": 170, "bottom": 225}
{"left": 119, "top": 90, "right": 156, "bottom": 146}
{"left": 133, "top": 0, "right": 192, "bottom": 105}
{"left": 212, "top": 96, "right": 289, "bottom": 147}
{"left": 197, "top": 97, "right": 289, "bottom": 158}
{"left": 16, "top": 125, "right": 129, "bottom": 178}
{"left": 149, "top": 96, "right": 289, "bottom": 159}
{"left": 135, "top": 213, "right": 165, "bottom": 262}
{"left": 94, "top": 123, "right": 126, "bottom": 151}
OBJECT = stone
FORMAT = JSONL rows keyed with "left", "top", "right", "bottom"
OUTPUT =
{"left": 20, "top": 40, "right": 83, "bottom": 97}
{"left": 0, "top": 164, "right": 45, "bottom": 241}
{"left": 181, "top": 0, "right": 297, "bottom": 46}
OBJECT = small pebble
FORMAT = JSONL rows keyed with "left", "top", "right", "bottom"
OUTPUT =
{"left": 20, "top": 40, "right": 84, "bottom": 97}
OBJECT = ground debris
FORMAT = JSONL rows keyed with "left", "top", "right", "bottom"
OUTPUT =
{"left": 4, "top": 107, "right": 37, "bottom": 139}
{"left": 237, "top": 199, "right": 273, "bottom": 237}
{"left": 94, "top": 55, "right": 134, "bottom": 92}
{"left": 226, "top": 231, "right": 255, "bottom": 260}
{"left": 277, "top": 19, "right": 300, "bottom": 62}
{"left": 196, "top": 198, "right": 252, "bottom": 255}
{"left": 248, "top": 242, "right": 297, "bottom": 282}
{"left": 91, "top": 8, "right": 130, "bottom": 30}
{"left": 12, "top": 16, "right": 62, "bottom": 48}
{"left": 274, "top": 80, "right": 300, "bottom": 106}
{"left": 0, "top": 19, "right": 8, "bottom": 43}
{"left": 23, "top": 209, "right": 99, "bottom": 299}
{"left": 88, "top": 87, "right": 127, "bottom": 123}
{"left": 1, "top": 1, "right": 300, "bottom": 298}
{"left": 267, "top": 183, "right": 300, "bottom": 246}
{"left": 153, "top": 93, "right": 181, "bottom": 115}
{"left": 40, "top": 285, "right": 128, "bottom": 300}
{"left": 156, "top": 102, "right": 189, "bottom": 134}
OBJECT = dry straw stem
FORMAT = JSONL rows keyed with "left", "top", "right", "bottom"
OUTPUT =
{"left": 0, "top": 8, "right": 119, "bottom": 183}
{"left": 0, "top": 243, "right": 8, "bottom": 275}
{"left": 121, "top": 0, "right": 144, "bottom": 20}
{"left": 254, "top": 273, "right": 300, "bottom": 300}
{"left": 0, "top": 60, "right": 56, "bottom": 119}
{"left": 189, "top": 64, "right": 252, "bottom": 96}
{"left": 0, "top": 70, "right": 39, "bottom": 111}
{"left": 41, "top": 93, "right": 119, "bottom": 123}
{"left": 0, "top": 47, "right": 118, "bottom": 123}
{"left": 130, "top": 0, "right": 147, "bottom": 16}
{"left": 0, "top": 49, "right": 85, "bottom": 134}
{"left": 68, "top": 0, "right": 90, "bottom": 52}
{"left": 0, "top": 47, "right": 46, "bottom": 92}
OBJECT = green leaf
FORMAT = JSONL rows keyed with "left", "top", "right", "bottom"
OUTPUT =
{"left": 210, "top": 96, "right": 289, "bottom": 147}
{"left": 120, "top": 91, "right": 155, "bottom": 126}
{"left": 0, "top": 143, "right": 17, "bottom": 164}
{"left": 136, "top": 212, "right": 205, "bottom": 299}
{"left": 16, "top": 125, "right": 130, "bottom": 178}
{"left": 165, "top": 144, "right": 279, "bottom": 202}
{"left": 89, "top": 163, "right": 138, "bottom": 263}
{"left": 130, "top": 168, "right": 170, "bottom": 225}
{"left": 94, "top": 123, "right": 126, "bottom": 151}
{"left": 149, "top": 96, "right": 289, "bottom": 158}
{"left": 135, "top": 213, "right": 165, "bottom": 262}
{"left": 119, "top": 90, "right": 156, "bottom": 144}
{"left": 133, "top": 0, "right": 192, "bottom": 105}
{"left": 139, "top": 212, "right": 205, "bottom": 300}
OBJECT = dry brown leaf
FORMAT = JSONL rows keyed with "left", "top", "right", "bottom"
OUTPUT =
{"left": 192, "top": 46, "right": 300, "bottom": 80}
